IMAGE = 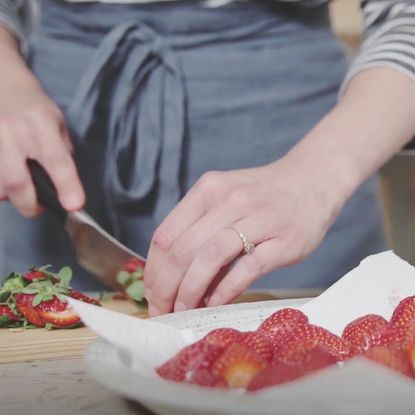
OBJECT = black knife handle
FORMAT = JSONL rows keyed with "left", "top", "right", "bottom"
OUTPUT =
{"left": 27, "top": 159, "right": 68, "bottom": 222}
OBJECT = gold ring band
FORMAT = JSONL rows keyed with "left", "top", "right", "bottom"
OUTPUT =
{"left": 229, "top": 227, "right": 255, "bottom": 255}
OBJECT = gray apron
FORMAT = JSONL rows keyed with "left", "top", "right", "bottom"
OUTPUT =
{"left": 0, "top": 0, "right": 387, "bottom": 290}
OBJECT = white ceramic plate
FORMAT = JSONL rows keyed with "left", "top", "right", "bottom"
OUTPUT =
{"left": 84, "top": 298, "right": 415, "bottom": 415}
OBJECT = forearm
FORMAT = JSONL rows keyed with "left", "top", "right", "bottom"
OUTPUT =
{"left": 283, "top": 67, "right": 415, "bottom": 220}
{"left": 0, "top": 25, "right": 42, "bottom": 94}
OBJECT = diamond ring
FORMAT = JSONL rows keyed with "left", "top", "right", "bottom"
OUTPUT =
{"left": 229, "top": 227, "right": 255, "bottom": 255}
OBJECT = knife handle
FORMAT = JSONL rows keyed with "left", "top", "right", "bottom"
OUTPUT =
{"left": 27, "top": 159, "right": 68, "bottom": 222}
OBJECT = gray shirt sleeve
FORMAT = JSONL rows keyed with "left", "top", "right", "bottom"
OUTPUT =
{"left": 341, "top": 0, "right": 415, "bottom": 94}
{"left": 0, "top": 0, "right": 32, "bottom": 55}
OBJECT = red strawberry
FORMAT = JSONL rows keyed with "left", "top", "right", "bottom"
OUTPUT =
{"left": 68, "top": 289, "right": 100, "bottom": 306}
{"left": 408, "top": 333, "right": 415, "bottom": 370}
{"left": 240, "top": 331, "right": 274, "bottom": 362}
{"left": 24, "top": 270, "right": 48, "bottom": 282}
{"left": 212, "top": 342, "right": 268, "bottom": 388}
{"left": 201, "top": 328, "right": 243, "bottom": 348}
{"left": 247, "top": 363, "right": 305, "bottom": 391}
{"left": 342, "top": 314, "right": 388, "bottom": 355}
{"left": 257, "top": 308, "right": 309, "bottom": 349}
{"left": 156, "top": 341, "right": 224, "bottom": 386}
{"left": 248, "top": 346, "right": 337, "bottom": 391}
{"left": 390, "top": 295, "right": 415, "bottom": 329}
{"left": 124, "top": 257, "right": 145, "bottom": 274}
{"left": 275, "top": 324, "right": 351, "bottom": 362}
{"left": 15, "top": 293, "right": 80, "bottom": 328}
{"left": 0, "top": 304, "right": 21, "bottom": 326}
{"left": 15, "top": 293, "right": 44, "bottom": 326}
{"left": 379, "top": 325, "right": 415, "bottom": 352}
{"left": 363, "top": 346, "right": 415, "bottom": 378}
{"left": 38, "top": 299, "right": 80, "bottom": 327}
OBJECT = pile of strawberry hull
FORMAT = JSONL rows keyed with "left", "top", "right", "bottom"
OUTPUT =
{"left": 0, "top": 266, "right": 99, "bottom": 330}
{"left": 157, "top": 296, "right": 415, "bottom": 392}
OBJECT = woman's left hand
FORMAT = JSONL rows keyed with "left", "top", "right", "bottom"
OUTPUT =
{"left": 144, "top": 156, "right": 342, "bottom": 317}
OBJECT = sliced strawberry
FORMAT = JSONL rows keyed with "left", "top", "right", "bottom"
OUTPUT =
{"left": 0, "top": 304, "right": 20, "bottom": 321}
{"left": 363, "top": 345, "right": 415, "bottom": 378}
{"left": 15, "top": 293, "right": 44, "bottom": 326}
{"left": 240, "top": 331, "right": 274, "bottom": 362}
{"left": 275, "top": 324, "right": 351, "bottom": 362}
{"left": 15, "top": 293, "right": 80, "bottom": 328}
{"left": 379, "top": 324, "right": 415, "bottom": 352}
{"left": 342, "top": 314, "right": 388, "bottom": 355}
{"left": 156, "top": 341, "right": 224, "bottom": 386}
{"left": 248, "top": 346, "right": 337, "bottom": 391}
{"left": 390, "top": 295, "right": 415, "bottom": 329}
{"left": 68, "top": 289, "right": 100, "bottom": 306}
{"left": 257, "top": 308, "right": 309, "bottom": 349}
{"left": 212, "top": 342, "right": 267, "bottom": 389}
{"left": 124, "top": 257, "right": 145, "bottom": 274}
{"left": 0, "top": 304, "right": 21, "bottom": 326}
{"left": 201, "top": 328, "right": 243, "bottom": 348}
{"left": 247, "top": 362, "right": 304, "bottom": 391}
{"left": 23, "top": 270, "right": 48, "bottom": 282}
{"left": 408, "top": 332, "right": 415, "bottom": 370}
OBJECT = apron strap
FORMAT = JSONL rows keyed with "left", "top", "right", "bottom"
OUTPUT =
{"left": 68, "top": 22, "right": 186, "bottom": 232}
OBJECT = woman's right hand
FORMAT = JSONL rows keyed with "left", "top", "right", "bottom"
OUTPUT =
{"left": 0, "top": 26, "right": 85, "bottom": 217}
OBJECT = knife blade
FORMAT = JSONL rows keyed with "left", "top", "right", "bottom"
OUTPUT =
{"left": 28, "top": 160, "right": 146, "bottom": 292}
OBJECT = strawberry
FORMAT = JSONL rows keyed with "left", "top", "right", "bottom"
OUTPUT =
{"left": 37, "top": 298, "right": 81, "bottom": 327}
{"left": 247, "top": 362, "right": 305, "bottom": 391}
{"left": 0, "top": 304, "right": 21, "bottom": 327}
{"left": 0, "top": 304, "right": 19, "bottom": 321}
{"left": 363, "top": 345, "right": 415, "bottom": 378}
{"left": 15, "top": 293, "right": 44, "bottom": 326}
{"left": 124, "top": 257, "right": 145, "bottom": 274}
{"left": 342, "top": 314, "right": 388, "bottom": 355}
{"left": 15, "top": 293, "right": 81, "bottom": 328}
{"left": 240, "top": 331, "right": 274, "bottom": 362}
{"left": 248, "top": 346, "right": 337, "bottom": 391}
{"left": 275, "top": 324, "right": 351, "bottom": 362}
{"left": 212, "top": 342, "right": 268, "bottom": 389}
{"left": 23, "top": 270, "right": 48, "bottom": 282}
{"left": 379, "top": 325, "right": 415, "bottom": 352}
{"left": 201, "top": 328, "right": 243, "bottom": 348}
{"left": 156, "top": 341, "right": 224, "bottom": 386}
{"left": 408, "top": 333, "right": 415, "bottom": 370}
{"left": 68, "top": 289, "right": 100, "bottom": 306}
{"left": 257, "top": 308, "right": 309, "bottom": 349}
{"left": 390, "top": 295, "right": 415, "bottom": 329}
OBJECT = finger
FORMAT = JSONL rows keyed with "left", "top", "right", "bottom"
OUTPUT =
{"left": 0, "top": 133, "right": 39, "bottom": 217}
{"left": 145, "top": 172, "right": 223, "bottom": 293}
{"left": 61, "top": 123, "right": 74, "bottom": 154}
{"left": 173, "top": 227, "right": 249, "bottom": 312}
{"left": 36, "top": 119, "right": 85, "bottom": 211}
{"left": 207, "top": 238, "right": 291, "bottom": 307}
{"left": 148, "top": 205, "right": 242, "bottom": 316}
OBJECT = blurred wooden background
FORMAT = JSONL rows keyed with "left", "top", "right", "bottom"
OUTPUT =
{"left": 330, "top": 0, "right": 415, "bottom": 265}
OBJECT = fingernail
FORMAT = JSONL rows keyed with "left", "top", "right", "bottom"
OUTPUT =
{"left": 64, "top": 194, "right": 83, "bottom": 210}
{"left": 148, "top": 304, "right": 161, "bottom": 317}
{"left": 174, "top": 301, "right": 187, "bottom": 312}
{"left": 208, "top": 293, "right": 222, "bottom": 307}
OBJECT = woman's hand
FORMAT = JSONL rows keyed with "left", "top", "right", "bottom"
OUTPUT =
{"left": 144, "top": 158, "right": 343, "bottom": 317}
{"left": 0, "top": 25, "right": 84, "bottom": 216}
{"left": 144, "top": 67, "right": 415, "bottom": 317}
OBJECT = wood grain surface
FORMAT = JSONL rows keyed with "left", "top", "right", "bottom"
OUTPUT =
{"left": 0, "top": 299, "right": 143, "bottom": 364}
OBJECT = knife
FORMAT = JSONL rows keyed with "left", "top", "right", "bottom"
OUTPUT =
{"left": 28, "top": 160, "right": 146, "bottom": 292}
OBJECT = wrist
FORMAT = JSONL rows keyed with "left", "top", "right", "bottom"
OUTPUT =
{"left": 0, "top": 25, "right": 38, "bottom": 92}
{"left": 279, "top": 105, "right": 365, "bottom": 222}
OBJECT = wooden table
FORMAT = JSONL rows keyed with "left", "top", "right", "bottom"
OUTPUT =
{"left": 0, "top": 290, "right": 319, "bottom": 415}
